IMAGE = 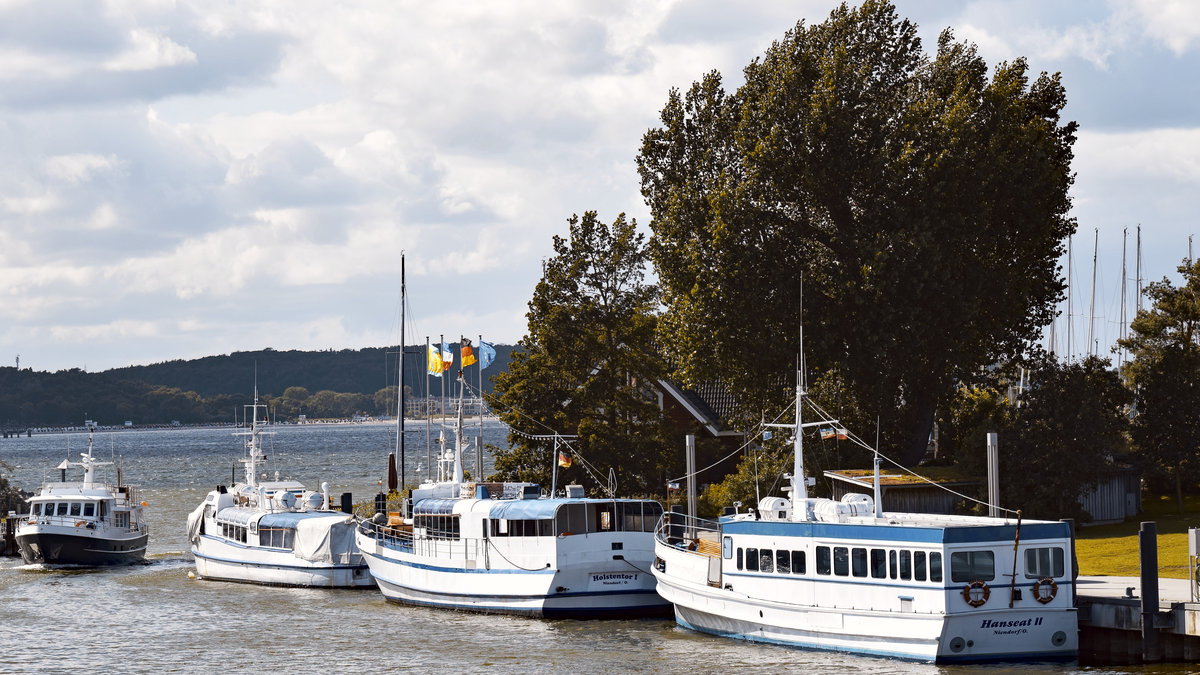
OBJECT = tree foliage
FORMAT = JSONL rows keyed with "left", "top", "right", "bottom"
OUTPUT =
{"left": 1119, "top": 259, "right": 1200, "bottom": 512}
{"left": 488, "top": 212, "right": 674, "bottom": 494}
{"left": 636, "top": 0, "right": 1077, "bottom": 465}
{"left": 938, "top": 352, "right": 1128, "bottom": 521}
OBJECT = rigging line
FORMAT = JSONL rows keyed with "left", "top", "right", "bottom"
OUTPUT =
{"left": 803, "top": 397, "right": 1019, "bottom": 517}
{"left": 666, "top": 401, "right": 793, "bottom": 485}
{"left": 484, "top": 537, "right": 553, "bottom": 572}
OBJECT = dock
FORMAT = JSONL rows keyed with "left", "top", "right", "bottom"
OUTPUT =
{"left": 1077, "top": 567, "right": 1200, "bottom": 665}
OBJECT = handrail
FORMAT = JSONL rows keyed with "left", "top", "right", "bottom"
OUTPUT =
{"left": 654, "top": 511, "right": 722, "bottom": 554}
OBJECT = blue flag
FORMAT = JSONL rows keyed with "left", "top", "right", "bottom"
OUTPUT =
{"left": 479, "top": 340, "right": 496, "bottom": 370}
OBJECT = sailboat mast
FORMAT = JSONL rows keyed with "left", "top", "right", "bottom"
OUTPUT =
{"left": 397, "top": 254, "right": 406, "bottom": 496}
{"left": 1120, "top": 228, "right": 1128, "bottom": 370}
{"left": 426, "top": 335, "right": 432, "bottom": 481}
{"left": 1087, "top": 228, "right": 1097, "bottom": 357}
{"left": 1067, "top": 234, "right": 1073, "bottom": 362}
{"left": 1136, "top": 225, "right": 1143, "bottom": 314}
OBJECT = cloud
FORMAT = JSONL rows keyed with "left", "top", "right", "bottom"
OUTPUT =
{"left": 104, "top": 28, "right": 197, "bottom": 72}
{"left": 1130, "top": 0, "right": 1200, "bottom": 55}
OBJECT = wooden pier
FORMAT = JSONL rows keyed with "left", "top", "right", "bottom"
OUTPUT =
{"left": 1078, "top": 575, "right": 1200, "bottom": 664}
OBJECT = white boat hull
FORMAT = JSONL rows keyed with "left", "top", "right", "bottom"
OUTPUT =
{"left": 357, "top": 527, "right": 669, "bottom": 618}
{"left": 654, "top": 537, "right": 1077, "bottom": 663}
{"left": 192, "top": 535, "right": 373, "bottom": 588}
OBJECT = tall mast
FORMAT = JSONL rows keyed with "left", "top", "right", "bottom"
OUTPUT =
{"left": 426, "top": 335, "right": 432, "bottom": 481}
{"left": 1087, "top": 228, "right": 1098, "bottom": 357}
{"left": 1120, "top": 227, "right": 1128, "bottom": 370}
{"left": 1067, "top": 234, "right": 1073, "bottom": 362}
{"left": 1136, "top": 226, "right": 1143, "bottom": 315}
{"left": 397, "top": 254, "right": 406, "bottom": 496}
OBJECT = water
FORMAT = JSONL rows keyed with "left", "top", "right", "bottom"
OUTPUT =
{"left": 0, "top": 424, "right": 1163, "bottom": 673}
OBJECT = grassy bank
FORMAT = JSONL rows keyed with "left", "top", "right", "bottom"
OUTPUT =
{"left": 1075, "top": 494, "right": 1200, "bottom": 579}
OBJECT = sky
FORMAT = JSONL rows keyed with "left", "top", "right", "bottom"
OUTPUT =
{"left": 1, "top": 0, "right": 1198, "bottom": 373}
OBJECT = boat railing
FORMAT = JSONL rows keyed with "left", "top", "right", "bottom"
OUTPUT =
{"left": 358, "top": 519, "right": 508, "bottom": 567}
{"left": 654, "top": 511, "right": 723, "bottom": 558}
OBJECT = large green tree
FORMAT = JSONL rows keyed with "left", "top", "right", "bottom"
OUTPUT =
{"left": 488, "top": 212, "right": 673, "bottom": 494}
{"left": 1119, "top": 260, "right": 1200, "bottom": 512}
{"left": 637, "top": 0, "right": 1076, "bottom": 464}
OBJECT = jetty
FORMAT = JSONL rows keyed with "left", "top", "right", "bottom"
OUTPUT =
{"left": 1076, "top": 523, "right": 1200, "bottom": 664}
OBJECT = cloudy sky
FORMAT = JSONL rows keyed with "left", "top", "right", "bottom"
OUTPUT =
{"left": 1, "top": 0, "right": 1197, "bottom": 373}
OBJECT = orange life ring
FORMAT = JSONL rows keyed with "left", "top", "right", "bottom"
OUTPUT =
{"left": 963, "top": 579, "right": 990, "bottom": 607}
{"left": 1032, "top": 577, "right": 1058, "bottom": 604}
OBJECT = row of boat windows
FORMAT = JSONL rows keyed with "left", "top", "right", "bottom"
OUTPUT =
{"left": 32, "top": 502, "right": 102, "bottom": 518}
{"left": 411, "top": 503, "right": 665, "bottom": 541}
{"left": 732, "top": 543, "right": 1066, "bottom": 583}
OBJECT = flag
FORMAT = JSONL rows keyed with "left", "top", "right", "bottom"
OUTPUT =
{"left": 427, "top": 344, "right": 443, "bottom": 377}
{"left": 479, "top": 340, "right": 496, "bottom": 370}
{"left": 820, "top": 428, "right": 835, "bottom": 440}
{"left": 460, "top": 338, "right": 477, "bottom": 367}
{"left": 667, "top": 481, "right": 680, "bottom": 490}
{"left": 441, "top": 340, "right": 454, "bottom": 373}
{"left": 557, "top": 451, "right": 572, "bottom": 468}
{"left": 835, "top": 427, "right": 849, "bottom": 440}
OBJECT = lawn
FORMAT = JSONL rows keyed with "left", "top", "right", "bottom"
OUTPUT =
{"left": 1075, "top": 494, "right": 1200, "bottom": 579}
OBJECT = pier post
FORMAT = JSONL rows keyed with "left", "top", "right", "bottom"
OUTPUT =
{"left": 685, "top": 435, "right": 696, "bottom": 521}
{"left": 1139, "top": 521, "right": 1160, "bottom": 663}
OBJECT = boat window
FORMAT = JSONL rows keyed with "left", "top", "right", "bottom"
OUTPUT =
{"left": 816, "top": 546, "right": 831, "bottom": 575}
{"left": 723, "top": 536, "right": 733, "bottom": 559}
{"left": 833, "top": 547, "right": 849, "bottom": 576}
{"left": 1024, "top": 547, "right": 1065, "bottom": 579}
{"left": 261, "top": 526, "right": 295, "bottom": 549}
{"left": 69, "top": 502, "right": 81, "bottom": 516}
{"left": 746, "top": 547, "right": 759, "bottom": 572}
{"left": 776, "top": 550, "right": 790, "bottom": 574}
{"left": 914, "top": 551, "right": 927, "bottom": 581}
{"left": 899, "top": 550, "right": 912, "bottom": 581}
{"left": 791, "top": 550, "right": 806, "bottom": 575}
{"left": 619, "top": 502, "right": 640, "bottom": 531}
{"left": 950, "top": 550, "right": 995, "bottom": 582}
{"left": 736, "top": 547, "right": 743, "bottom": 570}
{"left": 597, "top": 505, "right": 614, "bottom": 531}
{"left": 31, "top": 503, "right": 42, "bottom": 516}
{"left": 83, "top": 503, "right": 95, "bottom": 517}
{"left": 57, "top": 503, "right": 70, "bottom": 516}
{"left": 930, "top": 552, "right": 943, "bottom": 582}
{"left": 539, "top": 520, "right": 554, "bottom": 536}
{"left": 759, "top": 549, "right": 774, "bottom": 573}
{"left": 889, "top": 550, "right": 898, "bottom": 579}
{"left": 642, "top": 502, "right": 663, "bottom": 532}
{"left": 870, "top": 549, "right": 887, "bottom": 579}
{"left": 851, "top": 548, "right": 867, "bottom": 577}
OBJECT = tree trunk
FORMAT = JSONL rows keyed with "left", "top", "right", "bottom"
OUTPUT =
{"left": 898, "top": 394, "right": 937, "bottom": 467}
{"left": 1176, "top": 465, "right": 1184, "bottom": 515}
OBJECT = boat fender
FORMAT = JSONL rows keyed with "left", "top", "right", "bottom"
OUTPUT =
{"left": 75, "top": 520, "right": 86, "bottom": 527}
{"left": 1032, "top": 577, "right": 1057, "bottom": 603}
{"left": 963, "top": 580, "right": 990, "bottom": 607}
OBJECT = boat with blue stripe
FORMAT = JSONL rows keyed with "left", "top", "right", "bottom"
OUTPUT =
{"left": 652, "top": 371, "right": 1078, "bottom": 663}
{"left": 355, "top": 387, "right": 670, "bottom": 618}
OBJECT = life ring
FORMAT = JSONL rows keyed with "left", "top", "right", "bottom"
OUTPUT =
{"left": 1032, "top": 577, "right": 1058, "bottom": 604}
{"left": 963, "top": 579, "right": 990, "bottom": 607}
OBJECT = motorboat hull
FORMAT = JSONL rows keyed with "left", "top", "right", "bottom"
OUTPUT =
{"left": 191, "top": 536, "right": 373, "bottom": 588}
{"left": 17, "top": 528, "right": 148, "bottom": 566}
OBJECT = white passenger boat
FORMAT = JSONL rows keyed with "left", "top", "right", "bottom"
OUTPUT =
{"left": 17, "top": 431, "right": 149, "bottom": 566}
{"left": 653, "top": 373, "right": 1078, "bottom": 663}
{"left": 355, "top": 395, "right": 670, "bottom": 618}
{"left": 186, "top": 398, "right": 372, "bottom": 587}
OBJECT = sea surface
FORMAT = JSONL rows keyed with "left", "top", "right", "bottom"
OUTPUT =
{"left": 0, "top": 423, "right": 1180, "bottom": 674}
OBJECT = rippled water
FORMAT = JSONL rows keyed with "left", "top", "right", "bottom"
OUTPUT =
{"left": 0, "top": 424, "right": 1156, "bottom": 674}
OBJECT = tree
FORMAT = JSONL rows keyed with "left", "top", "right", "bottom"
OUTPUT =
{"left": 1001, "top": 353, "right": 1129, "bottom": 521}
{"left": 636, "top": 0, "right": 1076, "bottom": 465}
{"left": 1119, "top": 259, "right": 1200, "bottom": 512}
{"left": 488, "top": 212, "right": 674, "bottom": 494}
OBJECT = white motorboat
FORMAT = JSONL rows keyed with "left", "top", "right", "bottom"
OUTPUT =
{"left": 17, "top": 431, "right": 149, "bottom": 566}
{"left": 355, "top": 386, "right": 670, "bottom": 618}
{"left": 652, "top": 372, "right": 1078, "bottom": 663}
{"left": 186, "top": 397, "right": 372, "bottom": 587}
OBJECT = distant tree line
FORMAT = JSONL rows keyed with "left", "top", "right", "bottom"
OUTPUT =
{"left": 0, "top": 344, "right": 512, "bottom": 427}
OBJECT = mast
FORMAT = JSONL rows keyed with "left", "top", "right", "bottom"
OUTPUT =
{"left": 1120, "top": 227, "right": 1128, "bottom": 370}
{"left": 397, "top": 254, "right": 406, "bottom": 499}
{"left": 1067, "top": 234, "right": 1073, "bottom": 362}
{"left": 1137, "top": 225, "right": 1143, "bottom": 314}
{"left": 426, "top": 335, "right": 432, "bottom": 482}
{"left": 1087, "top": 228, "right": 1097, "bottom": 357}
